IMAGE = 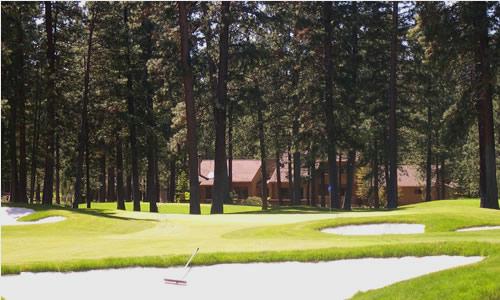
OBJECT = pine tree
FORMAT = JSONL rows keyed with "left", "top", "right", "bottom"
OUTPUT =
{"left": 179, "top": 2, "right": 201, "bottom": 214}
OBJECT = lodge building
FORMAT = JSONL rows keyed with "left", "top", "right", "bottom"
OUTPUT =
{"left": 196, "top": 157, "right": 452, "bottom": 206}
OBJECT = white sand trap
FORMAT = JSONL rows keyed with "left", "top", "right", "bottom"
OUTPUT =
{"left": 456, "top": 225, "right": 500, "bottom": 232}
{"left": 322, "top": 223, "right": 425, "bottom": 235}
{"left": 0, "top": 256, "right": 482, "bottom": 300}
{"left": 0, "top": 207, "right": 65, "bottom": 226}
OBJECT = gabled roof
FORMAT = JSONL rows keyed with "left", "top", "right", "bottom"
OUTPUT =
{"left": 268, "top": 164, "right": 308, "bottom": 183}
{"left": 397, "top": 165, "right": 450, "bottom": 187}
{"left": 397, "top": 165, "right": 423, "bottom": 187}
{"left": 199, "top": 159, "right": 261, "bottom": 186}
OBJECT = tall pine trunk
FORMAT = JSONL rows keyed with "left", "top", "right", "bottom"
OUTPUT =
{"left": 125, "top": 142, "right": 132, "bottom": 203}
{"left": 146, "top": 145, "right": 158, "bottom": 212}
{"left": 74, "top": 8, "right": 95, "bottom": 208}
{"left": 292, "top": 136, "right": 301, "bottom": 205}
{"left": 291, "top": 68, "right": 301, "bottom": 206}
{"left": 287, "top": 147, "right": 293, "bottom": 202}
{"left": 344, "top": 150, "right": 356, "bottom": 210}
{"left": 256, "top": 91, "right": 268, "bottom": 210}
{"left": 343, "top": 2, "right": 358, "bottom": 210}
{"left": 425, "top": 104, "right": 432, "bottom": 201}
{"left": 306, "top": 167, "right": 310, "bottom": 206}
{"left": 30, "top": 73, "right": 41, "bottom": 203}
{"left": 124, "top": 6, "right": 141, "bottom": 211}
{"left": 140, "top": 8, "right": 158, "bottom": 213}
{"left": 36, "top": 182, "right": 41, "bottom": 203}
{"left": 107, "top": 161, "right": 116, "bottom": 202}
{"left": 228, "top": 102, "right": 233, "bottom": 199}
{"left": 383, "top": 126, "right": 390, "bottom": 204}
{"left": 116, "top": 135, "right": 125, "bottom": 210}
{"left": 305, "top": 166, "right": 311, "bottom": 206}
{"left": 179, "top": 2, "right": 201, "bottom": 214}
{"left": 155, "top": 156, "right": 160, "bottom": 204}
{"left": 440, "top": 158, "right": 446, "bottom": 200}
{"left": 338, "top": 153, "right": 342, "bottom": 195}
{"left": 9, "top": 73, "right": 18, "bottom": 203}
{"left": 387, "top": 1, "right": 399, "bottom": 209}
{"left": 310, "top": 160, "right": 317, "bottom": 207}
{"left": 435, "top": 156, "right": 441, "bottom": 199}
{"left": 15, "top": 14, "right": 27, "bottom": 203}
{"left": 98, "top": 148, "right": 106, "bottom": 202}
{"left": 168, "top": 156, "right": 176, "bottom": 202}
{"left": 53, "top": 7, "right": 60, "bottom": 206}
{"left": 55, "top": 135, "right": 60, "bottom": 204}
{"left": 472, "top": 2, "right": 499, "bottom": 209}
{"left": 201, "top": 3, "right": 221, "bottom": 204}
{"left": 276, "top": 150, "right": 282, "bottom": 206}
{"left": 42, "top": 1, "right": 56, "bottom": 206}
{"left": 373, "top": 149, "right": 380, "bottom": 209}
{"left": 211, "top": 2, "right": 231, "bottom": 214}
{"left": 320, "top": 169, "right": 326, "bottom": 208}
{"left": 292, "top": 152, "right": 301, "bottom": 205}
{"left": 323, "top": 1, "right": 340, "bottom": 209}
{"left": 85, "top": 135, "right": 91, "bottom": 208}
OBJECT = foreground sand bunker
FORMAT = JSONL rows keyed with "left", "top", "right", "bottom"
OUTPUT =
{"left": 456, "top": 225, "right": 500, "bottom": 232}
{"left": 0, "top": 207, "right": 65, "bottom": 226}
{"left": 321, "top": 223, "right": 425, "bottom": 235}
{"left": 0, "top": 256, "right": 482, "bottom": 300}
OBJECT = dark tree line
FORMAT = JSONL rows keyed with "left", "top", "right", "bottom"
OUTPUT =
{"left": 1, "top": 2, "right": 498, "bottom": 212}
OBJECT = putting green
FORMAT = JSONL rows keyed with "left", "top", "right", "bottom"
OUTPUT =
{"left": 2, "top": 199, "right": 500, "bottom": 299}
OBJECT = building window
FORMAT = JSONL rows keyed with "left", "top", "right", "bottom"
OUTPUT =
{"left": 234, "top": 187, "right": 249, "bottom": 199}
{"left": 415, "top": 188, "right": 422, "bottom": 195}
{"left": 206, "top": 187, "right": 212, "bottom": 199}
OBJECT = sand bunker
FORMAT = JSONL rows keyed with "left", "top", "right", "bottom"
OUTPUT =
{"left": 456, "top": 225, "right": 500, "bottom": 232}
{"left": 0, "top": 207, "right": 65, "bottom": 226}
{"left": 321, "top": 223, "right": 425, "bottom": 235}
{"left": 0, "top": 256, "right": 482, "bottom": 300}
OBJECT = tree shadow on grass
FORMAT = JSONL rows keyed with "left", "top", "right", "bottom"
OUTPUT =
{"left": 3, "top": 203, "right": 158, "bottom": 222}
{"left": 231, "top": 205, "right": 410, "bottom": 215}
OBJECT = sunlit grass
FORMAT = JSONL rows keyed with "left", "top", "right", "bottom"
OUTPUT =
{"left": 2, "top": 199, "right": 499, "bottom": 299}
{"left": 77, "top": 201, "right": 262, "bottom": 214}
{"left": 353, "top": 254, "right": 500, "bottom": 300}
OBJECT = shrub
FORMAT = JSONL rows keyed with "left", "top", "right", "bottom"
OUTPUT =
{"left": 239, "top": 196, "right": 262, "bottom": 206}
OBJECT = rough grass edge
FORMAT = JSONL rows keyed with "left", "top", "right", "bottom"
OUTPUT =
{"left": 2, "top": 241, "right": 496, "bottom": 275}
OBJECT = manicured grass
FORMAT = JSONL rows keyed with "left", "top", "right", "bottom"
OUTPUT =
{"left": 2, "top": 199, "right": 500, "bottom": 299}
{"left": 353, "top": 254, "right": 500, "bottom": 300}
{"left": 77, "top": 201, "right": 262, "bottom": 214}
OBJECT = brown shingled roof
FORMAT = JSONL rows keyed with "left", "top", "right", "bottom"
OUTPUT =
{"left": 397, "top": 165, "right": 424, "bottom": 187}
{"left": 268, "top": 164, "right": 301, "bottom": 183}
{"left": 396, "top": 165, "right": 450, "bottom": 187}
{"left": 268, "top": 161, "right": 320, "bottom": 183}
{"left": 198, "top": 157, "right": 434, "bottom": 189}
{"left": 199, "top": 159, "right": 261, "bottom": 186}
